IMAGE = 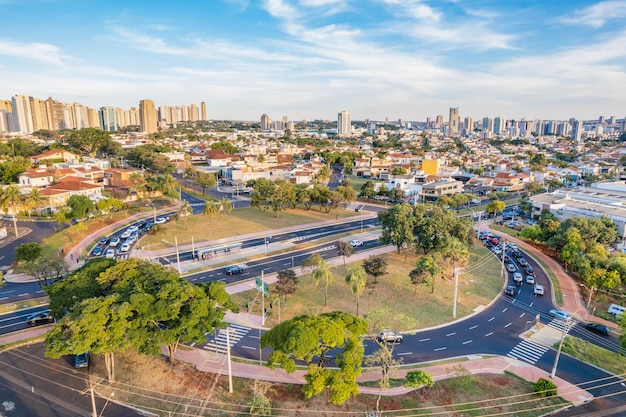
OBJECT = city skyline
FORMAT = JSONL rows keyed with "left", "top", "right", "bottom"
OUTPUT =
{"left": 1, "top": 1, "right": 625, "bottom": 121}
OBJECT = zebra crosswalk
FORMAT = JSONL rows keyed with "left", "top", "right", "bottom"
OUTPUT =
{"left": 547, "top": 318, "right": 578, "bottom": 333}
{"left": 507, "top": 339, "right": 549, "bottom": 364}
{"left": 203, "top": 324, "right": 251, "bottom": 354}
{"left": 189, "top": 202, "right": 206, "bottom": 207}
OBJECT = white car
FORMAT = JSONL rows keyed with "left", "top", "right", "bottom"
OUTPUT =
{"left": 526, "top": 275, "right": 535, "bottom": 285}
{"left": 155, "top": 217, "right": 167, "bottom": 224}
{"left": 104, "top": 248, "right": 116, "bottom": 259}
{"left": 120, "top": 242, "right": 131, "bottom": 252}
{"left": 109, "top": 237, "right": 121, "bottom": 247}
{"left": 349, "top": 240, "right": 363, "bottom": 247}
{"left": 534, "top": 284, "right": 544, "bottom": 295}
{"left": 506, "top": 263, "right": 516, "bottom": 272}
{"left": 127, "top": 225, "right": 139, "bottom": 233}
{"left": 513, "top": 272, "right": 523, "bottom": 285}
{"left": 120, "top": 230, "right": 132, "bottom": 239}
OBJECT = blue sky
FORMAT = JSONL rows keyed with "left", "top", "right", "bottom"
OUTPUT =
{"left": 1, "top": 0, "right": 626, "bottom": 121}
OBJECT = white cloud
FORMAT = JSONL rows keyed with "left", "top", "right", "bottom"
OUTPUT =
{"left": 558, "top": 0, "right": 626, "bottom": 28}
{"left": 0, "top": 39, "right": 65, "bottom": 64}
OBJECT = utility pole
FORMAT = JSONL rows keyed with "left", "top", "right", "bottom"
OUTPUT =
{"left": 90, "top": 386, "right": 97, "bottom": 417}
{"left": 175, "top": 236, "right": 181, "bottom": 274}
{"left": 261, "top": 270, "right": 265, "bottom": 326}
{"left": 452, "top": 267, "right": 459, "bottom": 318}
{"left": 226, "top": 326, "right": 233, "bottom": 393}
{"left": 551, "top": 320, "right": 568, "bottom": 378}
{"left": 501, "top": 237, "right": 506, "bottom": 279}
{"left": 585, "top": 287, "right": 595, "bottom": 320}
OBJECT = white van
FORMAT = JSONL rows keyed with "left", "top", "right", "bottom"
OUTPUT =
{"left": 607, "top": 304, "right": 625, "bottom": 318}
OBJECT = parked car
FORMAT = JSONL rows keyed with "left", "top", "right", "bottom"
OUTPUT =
{"left": 98, "top": 237, "right": 109, "bottom": 246}
{"left": 527, "top": 220, "right": 538, "bottom": 226}
{"left": 91, "top": 246, "right": 103, "bottom": 257}
{"left": 549, "top": 309, "right": 572, "bottom": 321}
{"left": 504, "top": 285, "right": 517, "bottom": 297}
{"left": 349, "top": 240, "right": 363, "bottom": 247}
{"left": 155, "top": 217, "right": 167, "bottom": 224}
{"left": 533, "top": 284, "right": 544, "bottom": 295}
{"left": 377, "top": 330, "right": 403, "bottom": 343}
{"left": 126, "top": 232, "right": 138, "bottom": 243}
{"left": 109, "top": 237, "right": 121, "bottom": 247}
{"left": 584, "top": 323, "right": 610, "bottom": 335}
{"left": 607, "top": 304, "right": 625, "bottom": 318}
{"left": 74, "top": 352, "right": 89, "bottom": 368}
{"left": 525, "top": 275, "right": 535, "bottom": 285}
{"left": 513, "top": 273, "right": 523, "bottom": 285}
{"left": 105, "top": 248, "right": 116, "bottom": 259}
{"left": 225, "top": 265, "right": 244, "bottom": 275}
{"left": 120, "top": 242, "right": 131, "bottom": 252}
{"left": 506, "top": 263, "right": 516, "bottom": 272}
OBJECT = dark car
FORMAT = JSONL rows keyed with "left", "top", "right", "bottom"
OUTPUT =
{"left": 225, "top": 265, "right": 244, "bottom": 275}
{"left": 511, "top": 249, "right": 523, "bottom": 258}
{"left": 98, "top": 237, "right": 109, "bottom": 246}
{"left": 518, "top": 258, "right": 528, "bottom": 267}
{"left": 27, "top": 313, "right": 54, "bottom": 327}
{"left": 74, "top": 352, "right": 89, "bottom": 368}
{"left": 504, "top": 285, "right": 517, "bottom": 296}
{"left": 524, "top": 266, "right": 534, "bottom": 276}
{"left": 585, "top": 323, "right": 610, "bottom": 335}
{"left": 91, "top": 246, "right": 103, "bottom": 257}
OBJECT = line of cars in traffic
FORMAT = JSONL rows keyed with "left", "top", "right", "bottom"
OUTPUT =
{"left": 90, "top": 216, "right": 171, "bottom": 260}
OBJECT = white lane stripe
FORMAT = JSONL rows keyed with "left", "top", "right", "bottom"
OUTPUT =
{"left": 469, "top": 325, "right": 477, "bottom": 330}
{"left": 504, "top": 323, "right": 512, "bottom": 328}
{"left": 446, "top": 332, "right": 456, "bottom": 337}
{"left": 434, "top": 347, "right": 447, "bottom": 351}
{"left": 462, "top": 340, "right": 472, "bottom": 345}
{"left": 419, "top": 338, "right": 430, "bottom": 342}
{"left": 485, "top": 332, "right": 493, "bottom": 337}
{"left": 488, "top": 317, "right": 495, "bottom": 322}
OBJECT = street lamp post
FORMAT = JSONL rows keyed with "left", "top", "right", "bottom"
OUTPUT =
{"left": 551, "top": 319, "right": 569, "bottom": 379}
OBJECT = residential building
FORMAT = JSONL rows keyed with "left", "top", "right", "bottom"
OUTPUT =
{"left": 11, "top": 94, "right": 34, "bottom": 134}
{"left": 139, "top": 99, "right": 158, "bottom": 134}
{"left": 338, "top": 111, "right": 351, "bottom": 136}
{"left": 449, "top": 107, "right": 460, "bottom": 136}
{"left": 260, "top": 114, "right": 271, "bottom": 131}
{"left": 421, "top": 180, "right": 464, "bottom": 201}
{"left": 100, "top": 106, "right": 120, "bottom": 131}
{"left": 201, "top": 102, "right": 206, "bottom": 121}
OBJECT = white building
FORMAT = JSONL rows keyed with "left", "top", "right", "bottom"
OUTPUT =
{"left": 338, "top": 111, "right": 351, "bottom": 136}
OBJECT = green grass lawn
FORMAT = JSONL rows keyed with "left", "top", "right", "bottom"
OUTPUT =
{"left": 141, "top": 206, "right": 361, "bottom": 249}
{"left": 558, "top": 336, "right": 626, "bottom": 376}
{"left": 231, "top": 244, "right": 503, "bottom": 331}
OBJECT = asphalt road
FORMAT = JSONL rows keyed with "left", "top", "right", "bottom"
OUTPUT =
{"left": 0, "top": 343, "right": 142, "bottom": 417}
{"left": 0, "top": 220, "right": 59, "bottom": 268}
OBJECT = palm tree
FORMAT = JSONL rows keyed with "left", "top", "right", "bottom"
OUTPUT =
{"left": 183, "top": 166, "right": 197, "bottom": 187}
{"left": 219, "top": 197, "right": 232, "bottom": 216}
{"left": 0, "top": 185, "right": 24, "bottom": 237}
{"left": 159, "top": 174, "right": 179, "bottom": 201}
{"left": 203, "top": 201, "right": 219, "bottom": 224}
{"left": 129, "top": 172, "right": 147, "bottom": 198}
{"left": 313, "top": 259, "right": 334, "bottom": 307}
{"left": 25, "top": 188, "right": 46, "bottom": 218}
{"left": 177, "top": 200, "right": 192, "bottom": 228}
{"left": 345, "top": 266, "right": 367, "bottom": 316}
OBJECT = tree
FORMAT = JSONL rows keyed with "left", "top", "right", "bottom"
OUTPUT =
{"left": 96, "top": 197, "right": 124, "bottom": 219}
{"left": 183, "top": 166, "right": 197, "bottom": 187}
{"left": 158, "top": 173, "right": 179, "bottom": 201}
{"left": 388, "top": 187, "right": 405, "bottom": 201}
{"left": 362, "top": 256, "right": 388, "bottom": 284}
{"left": 260, "top": 312, "right": 368, "bottom": 405}
{"left": 177, "top": 200, "right": 192, "bottom": 229}
{"left": 301, "top": 253, "right": 322, "bottom": 281}
{"left": 203, "top": 201, "right": 220, "bottom": 224}
{"left": 24, "top": 188, "right": 46, "bottom": 218}
{"left": 313, "top": 259, "right": 334, "bottom": 306}
{"left": 410, "top": 254, "right": 443, "bottom": 294}
{"left": 15, "top": 242, "right": 42, "bottom": 263}
{"left": 378, "top": 203, "right": 414, "bottom": 253}
{"left": 219, "top": 197, "right": 233, "bottom": 216}
{"left": 345, "top": 267, "right": 367, "bottom": 316}
{"left": 66, "top": 195, "right": 94, "bottom": 221}
{"left": 0, "top": 156, "right": 32, "bottom": 183}
{"left": 405, "top": 370, "right": 435, "bottom": 390}
{"left": 315, "top": 165, "right": 330, "bottom": 184}
{"left": 440, "top": 237, "right": 470, "bottom": 270}
{"left": 0, "top": 184, "right": 24, "bottom": 237}
{"left": 337, "top": 241, "right": 354, "bottom": 266}
{"left": 65, "top": 128, "right": 113, "bottom": 157}
{"left": 391, "top": 167, "right": 407, "bottom": 175}
{"left": 24, "top": 252, "right": 68, "bottom": 288}
{"left": 486, "top": 200, "right": 506, "bottom": 222}
{"left": 275, "top": 269, "right": 298, "bottom": 301}
{"left": 335, "top": 185, "right": 357, "bottom": 208}
{"left": 196, "top": 172, "right": 216, "bottom": 195}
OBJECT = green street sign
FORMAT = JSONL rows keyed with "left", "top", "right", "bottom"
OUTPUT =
{"left": 255, "top": 277, "right": 269, "bottom": 296}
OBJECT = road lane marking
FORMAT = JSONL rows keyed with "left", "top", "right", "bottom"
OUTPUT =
{"left": 519, "top": 313, "right": 525, "bottom": 318}
{"left": 209, "top": 274, "right": 214, "bottom": 277}
{"left": 488, "top": 317, "right": 495, "bottom": 322}
{"left": 419, "top": 338, "right": 430, "bottom": 342}
{"left": 36, "top": 290, "right": 44, "bottom": 294}
{"left": 191, "top": 278, "right": 197, "bottom": 281}
{"left": 485, "top": 332, "right": 493, "bottom": 337}
{"left": 18, "top": 293, "right": 28, "bottom": 297}
{"left": 504, "top": 323, "right": 512, "bottom": 328}
{"left": 397, "top": 352, "right": 412, "bottom": 356}
{"left": 529, "top": 302, "right": 533, "bottom": 308}
{"left": 434, "top": 347, "right": 447, "bottom": 351}
{"left": 0, "top": 297, "right": 7, "bottom": 301}
{"left": 469, "top": 325, "right": 478, "bottom": 330}
{"left": 284, "top": 263, "right": 291, "bottom": 266}
{"left": 502, "top": 308, "right": 508, "bottom": 313}
{"left": 446, "top": 332, "right": 456, "bottom": 337}
{"left": 242, "top": 346, "right": 256, "bottom": 350}
{"left": 462, "top": 340, "right": 472, "bottom": 345}
{"left": 249, "top": 335, "right": 260, "bottom": 339}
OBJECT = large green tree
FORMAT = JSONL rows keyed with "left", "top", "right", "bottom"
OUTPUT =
{"left": 378, "top": 203, "right": 414, "bottom": 253}
{"left": 260, "top": 312, "right": 368, "bottom": 405}
{"left": 67, "top": 195, "right": 94, "bottom": 220}
{"left": 362, "top": 255, "right": 388, "bottom": 284}
{"left": 66, "top": 128, "right": 113, "bottom": 158}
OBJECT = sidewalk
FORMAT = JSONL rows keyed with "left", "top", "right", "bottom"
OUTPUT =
{"left": 482, "top": 221, "right": 616, "bottom": 329}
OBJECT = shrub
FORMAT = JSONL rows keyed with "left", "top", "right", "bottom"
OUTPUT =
{"left": 534, "top": 377, "right": 557, "bottom": 397}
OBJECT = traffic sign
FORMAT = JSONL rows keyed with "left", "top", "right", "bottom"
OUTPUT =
{"left": 255, "top": 277, "right": 269, "bottom": 296}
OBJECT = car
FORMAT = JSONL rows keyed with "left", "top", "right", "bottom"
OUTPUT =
{"left": 525, "top": 275, "right": 535, "bottom": 284}
{"left": 137, "top": 220, "right": 147, "bottom": 229}
{"left": 98, "top": 237, "right": 109, "bottom": 246}
{"left": 26, "top": 312, "right": 54, "bottom": 327}
{"left": 527, "top": 220, "right": 538, "bottom": 226}
{"left": 105, "top": 248, "right": 116, "bottom": 259}
{"left": 120, "top": 242, "right": 131, "bottom": 252}
{"left": 225, "top": 265, "right": 244, "bottom": 275}
{"left": 349, "top": 240, "right": 363, "bottom": 247}
{"left": 524, "top": 266, "right": 534, "bottom": 276}
{"left": 91, "top": 246, "right": 103, "bottom": 257}
{"left": 377, "top": 330, "right": 403, "bottom": 343}
{"left": 533, "top": 284, "right": 544, "bottom": 295}
{"left": 26, "top": 311, "right": 50, "bottom": 321}
{"left": 127, "top": 225, "right": 139, "bottom": 233}
{"left": 511, "top": 249, "right": 523, "bottom": 258}
{"left": 126, "top": 232, "right": 138, "bottom": 243}
{"left": 155, "top": 217, "right": 167, "bottom": 224}
{"left": 488, "top": 237, "right": 500, "bottom": 245}
{"left": 518, "top": 258, "right": 528, "bottom": 267}
{"left": 513, "top": 272, "right": 523, "bottom": 285}
{"left": 4, "top": 215, "right": 16, "bottom": 222}
{"left": 504, "top": 285, "right": 517, "bottom": 296}
{"left": 584, "top": 323, "right": 610, "bottom": 335}
{"left": 74, "top": 352, "right": 89, "bottom": 368}
{"left": 549, "top": 309, "right": 572, "bottom": 321}
{"left": 120, "top": 230, "right": 132, "bottom": 239}
{"left": 506, "top": 263, "right": 516, "bottom": 272}
{"left": 109, "top": 237, "right": 121, "bottom": 247}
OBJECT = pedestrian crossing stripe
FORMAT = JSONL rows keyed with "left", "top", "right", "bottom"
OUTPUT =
{"left": 189, "top": 202, "right": 206, "bottom": 207}
{"left": 507, "top": 339, "right": 549, "bottom": 364}
{"left": 203, "top": 325, "right": 252, "bottom": 354}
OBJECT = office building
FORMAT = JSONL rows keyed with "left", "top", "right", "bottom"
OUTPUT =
{"left": 100, "top": 107, "right": 120, "bottom": 131}
{"left": 338, "top": 110, "right": 351, "bottom": 136}
{"left": 139, "top": 99, "right": 158, "bottom": 134}
{"left": 493, "top": 116, "right": 504, "bottom": 135}
{"left": 448, "top": 107, "right": 460, "bottom": 135}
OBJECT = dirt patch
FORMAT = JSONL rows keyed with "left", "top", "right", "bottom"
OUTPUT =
{"left": 90, "top": 352, "right": 568, "bottom": 417}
